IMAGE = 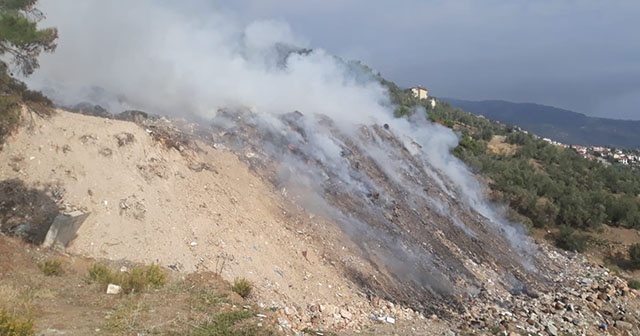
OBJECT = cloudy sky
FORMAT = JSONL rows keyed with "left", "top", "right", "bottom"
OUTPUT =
{"left": 218, "top": 1, "right": 640, "bottom": 120}
{"left": 33, "top": 0, "right": 640, "bottom": 120}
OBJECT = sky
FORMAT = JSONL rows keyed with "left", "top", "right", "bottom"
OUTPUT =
{"left": 30, "top": 0, "right": 640, "bottom": 120}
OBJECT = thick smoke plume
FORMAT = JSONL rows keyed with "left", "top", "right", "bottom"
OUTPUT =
{"left": 28, "top": 0, "right": 538, "bottom": 302}
{"left": 28, "top": 0, "right": 390, "bottom": 125}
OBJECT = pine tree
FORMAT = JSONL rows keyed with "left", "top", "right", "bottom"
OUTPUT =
{"left": 0, "top": 0, "right": 57, "bottom": 76}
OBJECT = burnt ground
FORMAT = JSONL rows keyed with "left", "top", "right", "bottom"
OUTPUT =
{"left": 197, "top": 109, "right": 552, "bottom": 316}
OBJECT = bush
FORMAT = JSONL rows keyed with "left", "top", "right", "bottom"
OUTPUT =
{"left": 87, "top": 263, "right": 117, "bottom": 285}
{"left": 555, "top": 226, "right": 588, "bottom": 252}
{"left": 0, "top": 309, "right": 34, "bottom": 336}
{"left": 87, "top": 263, "right": 167, "bottom": 294}
{"left": 38, "top": 259, "right": 63, "bottom": 276}
{"left": 629, "top": 244, "right": 640, "bottom": 269}
{"left": 0, "top": 95, "right": 22, "bottom": 144}
{"left": 144, "top": 263, "right": 167, "bottom": 288}
{"left": 628, "top": 279, "right": 640, "bottom": 290}
{"left": 231, "top": 278, "right": 252, "bottom": 298}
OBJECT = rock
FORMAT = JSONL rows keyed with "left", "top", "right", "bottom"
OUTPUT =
{"left": 308, "top": 303, "right": 319, "bottom": 312}
{"left": 385, "top": 316, "right": 396, "bottom": 324}
{"left": 545, "top": 322, "right": 558, "bottom": 336}
{"left": 615, "top": 320, "right": 633, "bottom": 330}
{"left": 579, "top": 277, "right": 594, "bottom": 286}
{"left": 41, "top": 211, "right": 90, "bottom": 249}
{"left": 106, "top": 284, "right": 122, "bottom": 294}
{"left": 284, "top": 307, "right": 297, "bottom": 316}
{"left": 320, "top": 304, "right": 338, "bottom": 315}
{"left": 340, "top": 309, "right": 353, "bottom": 320}
{"left": 277, "top": 318, "right": 290, "bottom": 328}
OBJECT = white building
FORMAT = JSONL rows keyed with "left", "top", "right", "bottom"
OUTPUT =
{"left": 410, "top": 86, "right": 428, "bottom": 100}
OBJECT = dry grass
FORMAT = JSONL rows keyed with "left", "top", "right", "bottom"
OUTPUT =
{"left": 87, "top": 262, "right": 167, "bottom": 294}
{"left": 0, "top": 235, "right": 279, "bottom": 335}
{"left": 487, "top": 135, "right": 518, "bottom": 156}
{"left": 0, "top": 308, "right": 34, "bottom": 336}
{"left": 38, "top": 258, "right": 63, "bottom": 276}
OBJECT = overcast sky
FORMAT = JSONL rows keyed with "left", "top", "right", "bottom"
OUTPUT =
{"left": 34, "top": 1, "right": 640, "bottom": 120}
{"left": 215, "top": 1, "right": 640, "bottom": 120}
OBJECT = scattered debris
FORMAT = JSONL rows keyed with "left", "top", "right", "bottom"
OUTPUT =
{"left": 114, "top": 132, "right": 135, "bottom": 147}
{"left": 98, "top": 147, "right": 113, "bottom": 157}
{"left": 106, "top": 284, "right": 122, "bottom": 295}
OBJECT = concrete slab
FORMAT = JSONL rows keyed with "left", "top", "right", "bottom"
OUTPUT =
{"left": 41, "top": 211, "right": 89, "bottom": 249}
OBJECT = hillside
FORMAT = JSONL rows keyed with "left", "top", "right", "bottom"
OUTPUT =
{"left": 443, "top": 99, "right": 640, "bottom": 149}
{"left": 0, "top": 109, "right": 452, "bottom": 335}
{"left": 2, "top": 108, "right": 640, "bottom": 335}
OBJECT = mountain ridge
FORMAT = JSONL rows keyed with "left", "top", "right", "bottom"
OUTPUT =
{"left": 443, "top": 98, "right": 640, "bottom": 149}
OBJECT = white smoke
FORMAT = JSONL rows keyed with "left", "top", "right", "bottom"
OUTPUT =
{"left": 27, "top": 0, "right": 537, "bottom": 293}
{"left": 27, "top": 0, "right": 390, "bottom": 127}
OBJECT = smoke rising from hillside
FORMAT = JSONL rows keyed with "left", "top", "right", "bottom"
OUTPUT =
{"left": 28, "top": 1, "right": 537, "bottom": 297}
{"left": 28, "top": 0, "right": 390, "bottom": 126}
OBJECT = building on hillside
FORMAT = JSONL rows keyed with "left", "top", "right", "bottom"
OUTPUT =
{"left": 410, "top": 86, "right": 428, "bottom": 100}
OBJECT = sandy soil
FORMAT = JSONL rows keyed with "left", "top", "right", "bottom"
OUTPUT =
{"left": 0, "top": 109, "right": 373, "bottom": 313}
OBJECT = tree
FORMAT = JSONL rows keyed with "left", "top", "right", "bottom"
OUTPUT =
{"left": 629, "top": 243, "right": 640, "bottom": 269}
{"left": 0, "top": 0, "right": 57, "bottom": 76}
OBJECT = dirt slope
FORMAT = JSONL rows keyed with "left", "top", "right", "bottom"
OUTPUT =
{"left": 3, "top": 109, "right": 639, "bottom": 336}
{"left": 1, "top": 109, "right": 428, "bottom": 332}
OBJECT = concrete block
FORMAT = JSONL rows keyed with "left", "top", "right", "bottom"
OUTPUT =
{"left": 41, "top": 211, "right": 89, "bottom": 249}
{"left": 106, "top": 284, "right": 122, "bottom": 295}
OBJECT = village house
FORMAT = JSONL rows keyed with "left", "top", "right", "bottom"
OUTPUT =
{"left": 410, "top": 86, "right": 428, "bottom": 100}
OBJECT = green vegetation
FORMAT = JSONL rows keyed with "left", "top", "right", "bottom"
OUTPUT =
{"left": 187, "top": 310, "right": 274, "bottom": 336}
{"left": 554, "top": 226, "right": 588, "bottom": 253}
{"left": 0, "top": 0, "right": 58, "bottom": 76}
{"left": 37, "top": 258, "right": 63, "bottom": 276}
{"left": 0, "top": 308, "right": 33, "bottom": 336}
{"left": 628, "top": 279, "right": 640, "bottom": 290}
{"left": 87, "top": 263, "right": 167, "bottom": 294}
{"left": 381, "top": 82, "right": 640, "bottom": 252}
{"left": 629, "top": 243, "right": 640, "bottom": 269}
{"left": 231, "top": 277, "right": 253, "bottom": 298}
{"left": 0, "top": 0, "right": 56, "bottom": 143}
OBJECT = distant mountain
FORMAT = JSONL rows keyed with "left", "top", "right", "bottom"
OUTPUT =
{"left": 443, "top": 99, "right": 640, "bottom": 149}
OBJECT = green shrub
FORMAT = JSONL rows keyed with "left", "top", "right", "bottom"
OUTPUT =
{"left": 555, "top": 226, "right": 588, "bottom": 252}
{"left": 87, "top": 263, "right": 117, "bottom": 285}
{"left": 38, "top": 259, "right": 63, "bottom": 276}
{"left": 87, "top": 263, "right": 167, "bottom": 294}
{"left": 0, "top": 309, "right": 34, "bottom": 336}
{"left": 0, "top": 95, "right": 21, "bottom": 143}
{"left": 188, "top": 310, "right": 272, "bottom": 336}
{"left": 629, "top": 243, "right": 640, "bottom": 269}
{"left": 144, "top": 264, "right": 167, "bottom": 288}
{"left": 231, "top": 278, "right": 252, "bottom": 298}
{"left": 120, "top": 267, "right": 147, "bottom": 294}
{"left": 628, "top": 279, "right": 640, "bottom": 290}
